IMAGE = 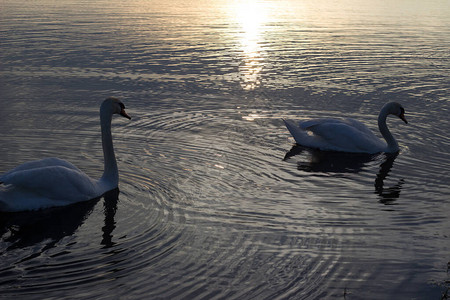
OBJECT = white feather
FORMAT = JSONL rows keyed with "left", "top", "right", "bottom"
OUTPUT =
{"left": 284, "top": 102, "right": 407, "bottom": 154}
{"left": 0, "top": 97, "right": 131, "bottom": 212}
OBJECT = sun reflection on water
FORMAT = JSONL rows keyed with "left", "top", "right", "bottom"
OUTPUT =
{"left": 230, "top": 0, "right": 271, "bottom": 90}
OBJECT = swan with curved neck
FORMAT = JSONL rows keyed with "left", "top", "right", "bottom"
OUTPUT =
{"left": 284, "top": 102, "right": 407, "bottom": 154}
{"left": 0, "top": 97, "right": 131, "bottom": 212}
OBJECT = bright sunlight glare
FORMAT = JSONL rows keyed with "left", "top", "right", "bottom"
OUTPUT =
{"left": 229, "top": 0, "right": 271, "bottom": 90}
{"left": 232, "top": 0, "right": 269, "bottom": 43}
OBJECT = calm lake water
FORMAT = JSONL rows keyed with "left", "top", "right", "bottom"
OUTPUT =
{"left": 0, "top": 0, "right": 449, "bottom": 299}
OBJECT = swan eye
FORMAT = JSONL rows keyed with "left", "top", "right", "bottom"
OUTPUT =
{"left": 119, "top": 103, "right": 125, "bottom": 109}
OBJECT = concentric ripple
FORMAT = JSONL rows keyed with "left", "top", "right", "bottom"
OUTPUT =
{"left": 1, "top": 0, "right": 449, "bottom": 298}
{"left": 1, "top": 100, "right": 449, "bottom": 299}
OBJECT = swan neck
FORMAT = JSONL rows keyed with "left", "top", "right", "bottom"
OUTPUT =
{"left": 100, "top": 108, "right": 118, "bottom": 187}
{"left": 378, "top": 108, "right": 398, "bottom": 153}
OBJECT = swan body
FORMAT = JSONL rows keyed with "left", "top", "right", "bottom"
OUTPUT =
{"left": 284, "top": 102, "right": 407, "bottom": 154}
{"left": 0, "top": 97, "right": 131, "bottom": 212}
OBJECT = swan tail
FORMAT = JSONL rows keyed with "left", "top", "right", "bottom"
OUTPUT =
{"left": 283, "top": 119, "right": 314, "bottom": 146}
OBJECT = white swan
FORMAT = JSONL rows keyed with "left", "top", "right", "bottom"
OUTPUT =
{"left": 284, "top": 102, "right": 407, "bottom": 154}
{"left": 0, "top": 97, "right": 131, "bottom": 212}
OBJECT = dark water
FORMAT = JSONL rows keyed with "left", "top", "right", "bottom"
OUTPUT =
{"left": 0, "top": 0, "right": 449, "bottom": 299}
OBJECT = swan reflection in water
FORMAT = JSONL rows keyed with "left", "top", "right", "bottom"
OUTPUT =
{"left": 374, "top": 153, "right": 404, "bottom": 205}
{"left": 284, "top": 145, "right": 404, "bottom": 204}
{"left": 0, "top": 188, "right": 119, "bottom": 251}
{"left": 101, "top": 188, "right": 119, "bottom": 248}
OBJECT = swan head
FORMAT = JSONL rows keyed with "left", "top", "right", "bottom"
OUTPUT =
{"left": 102, "top": 97, "right": 131, "bottom": 120}
{"left": 382, "top": 102, "right": 407, "bottom": 124}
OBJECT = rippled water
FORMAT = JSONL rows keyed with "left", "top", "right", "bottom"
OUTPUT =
{"left": 1, "top": 0, "right": 449, "bottom": 299}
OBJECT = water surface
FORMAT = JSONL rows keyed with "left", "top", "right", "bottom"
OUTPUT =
{"left": 0, "top": 0, "right": 449, "bottom": 299}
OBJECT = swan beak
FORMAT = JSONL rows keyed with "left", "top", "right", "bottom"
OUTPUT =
{"left": 399, "top": 113, "right": 407, "bottom": 124}
{"left": 120, "top": 109, "right": 131, "bottom": 120}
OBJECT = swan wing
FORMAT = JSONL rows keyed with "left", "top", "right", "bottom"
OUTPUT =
{"left": 300, "top": 118, "right": 347, "bottom": 129}
{"left": 301, "top": 118, "right": 375, "bottom": 135}
{"left": 0, "top": 157, "right": 82, "bottom": 181}
{"left": 306, "top": 121, "right": 385, "bottom": 153}
{"left": 341, "top": 118, "right": 380, "bottom": 139}
{"left": 1, "top": 165, "right": 99, "bottom": 202}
